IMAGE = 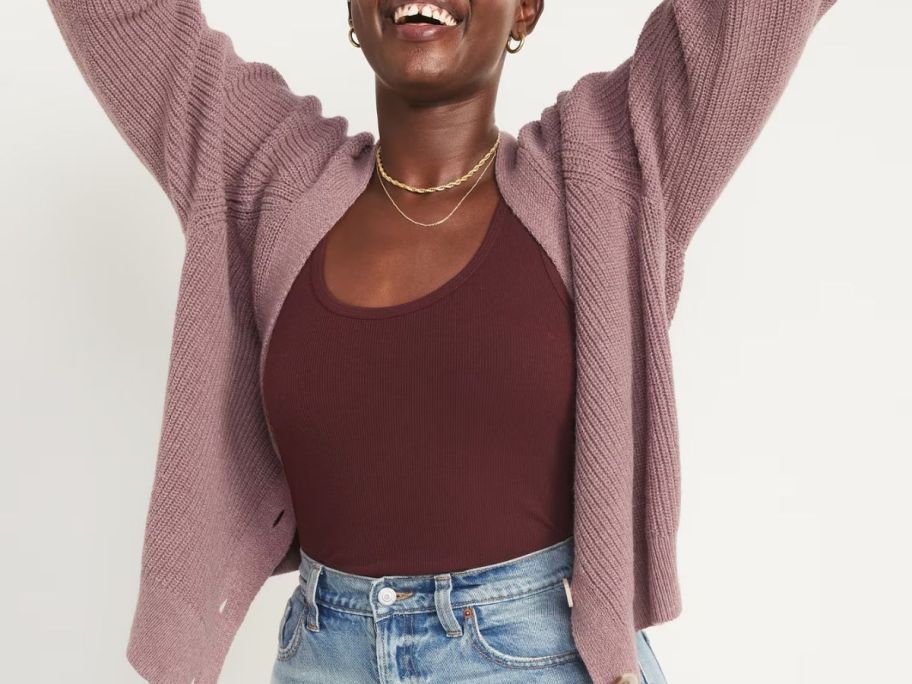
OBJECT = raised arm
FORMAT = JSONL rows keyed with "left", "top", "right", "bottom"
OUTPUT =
{"left": 626, "top": 0, "right": 838, "bottom": 251}
{"left": 507, "top": 0, "right": 837, "bottom": 315}
{"left": 47, "top": 0, "right": 332, "bottom": 233}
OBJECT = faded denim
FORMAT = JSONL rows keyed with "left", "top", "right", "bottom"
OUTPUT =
{"left": 271, "top": 536, "right": 668, "bottom": 683}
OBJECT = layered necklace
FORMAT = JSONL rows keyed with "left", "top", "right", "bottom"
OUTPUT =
{"left": 374, "top": 130, "right": 500, "bottom": 228}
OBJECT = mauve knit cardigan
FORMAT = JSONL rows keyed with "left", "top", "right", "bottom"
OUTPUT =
{"left": 46, "top": 1, "right": 837, "bottom": 682}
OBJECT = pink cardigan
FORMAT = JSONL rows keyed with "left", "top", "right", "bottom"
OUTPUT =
{"left": 46, "top": 1, "right": 837, "bottom": 682}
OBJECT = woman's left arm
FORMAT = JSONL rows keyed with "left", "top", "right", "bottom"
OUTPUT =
{"left": 625, "top": 0, "right": 838, "bottom": 252}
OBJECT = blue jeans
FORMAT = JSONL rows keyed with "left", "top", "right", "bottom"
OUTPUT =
{"left": 271, "top": 535, "right": 668, "bottom": 683}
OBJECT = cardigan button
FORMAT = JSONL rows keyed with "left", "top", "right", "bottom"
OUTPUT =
{"left": 614, "top": 674, "right": 638, "bottom": 684}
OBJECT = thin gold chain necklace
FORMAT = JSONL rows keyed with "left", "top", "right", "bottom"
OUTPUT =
{"left": 376, "top": 150, "right": 495, "bottom": 228}
{"left": 375, "top": 130, "right": 501, "bottom": 194}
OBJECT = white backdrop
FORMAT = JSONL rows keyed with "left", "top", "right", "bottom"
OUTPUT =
{"left": 2, "top": 2, "right": 905, "bottom": 683}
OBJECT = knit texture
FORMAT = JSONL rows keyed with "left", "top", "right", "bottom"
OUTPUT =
{"left": 46, "top": 1, "right": 837, "bottom": 682}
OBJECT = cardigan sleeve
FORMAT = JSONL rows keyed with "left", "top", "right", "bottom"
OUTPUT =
{"left": 46, "top": 0, "right": 327, "bottom": 233}
{"left": 625, "top": 0, "right": 838, "bottom": 251}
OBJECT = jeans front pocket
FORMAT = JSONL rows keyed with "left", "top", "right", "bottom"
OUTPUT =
{"left": 276, "top": 585, "right": 307, "bottom": 661}
{"left": 463, "top": 578, "right": 582, "bottom": 670}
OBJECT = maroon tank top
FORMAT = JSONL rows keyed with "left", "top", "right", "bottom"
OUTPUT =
{"left": 262, "top": 192, "right": 577, "bottom": 576}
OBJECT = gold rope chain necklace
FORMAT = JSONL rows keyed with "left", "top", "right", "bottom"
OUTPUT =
{"left": 375, "top": 130, "right": 501, "bottom": 194}
{"left": 376, "top": 151, "right": 495, "bottom": 228}
{"left": 374, "top": 132, "right": 501, "bottom": 228}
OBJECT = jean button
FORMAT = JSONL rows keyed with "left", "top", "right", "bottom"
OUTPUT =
{"left": 378, "top": 586, "right": 397, "bottom": 605}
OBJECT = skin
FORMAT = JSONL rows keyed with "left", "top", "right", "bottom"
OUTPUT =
{"left": 320, "top": 0, "right": 545, "bottom": 309}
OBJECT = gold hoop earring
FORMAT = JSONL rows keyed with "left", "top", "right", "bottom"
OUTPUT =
{"left": 506, "top": 33, "right": 525, "bottom": 54}
{"left": 348, "top": 24, "right": 361, "bottom": 48}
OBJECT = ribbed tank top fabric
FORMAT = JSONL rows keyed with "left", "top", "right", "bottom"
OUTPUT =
{"left": 262, "top": 192, "right": 577, "bottom": 576}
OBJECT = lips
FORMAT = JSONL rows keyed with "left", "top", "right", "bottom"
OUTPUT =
{"left": 388, "top": 19, "right": 460, "bottom": 43}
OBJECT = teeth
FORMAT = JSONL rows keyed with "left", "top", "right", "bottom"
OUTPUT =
{"left": 393, "top": 3, "right": 459, "bottom": 27}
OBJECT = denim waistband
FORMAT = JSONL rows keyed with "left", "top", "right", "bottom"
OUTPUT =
{"left": 294, "top": 536, "right": 575, "bottom": 633}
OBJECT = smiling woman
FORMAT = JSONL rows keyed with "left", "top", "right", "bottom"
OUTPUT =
{"left": 44, "top": 0, "right": 839, "bottom": 683}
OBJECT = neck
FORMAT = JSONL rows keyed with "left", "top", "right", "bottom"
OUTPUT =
{"left": 374, "top": 80, "right": 500, "bottom": 192}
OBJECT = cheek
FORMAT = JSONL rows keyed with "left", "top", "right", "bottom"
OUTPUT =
{"left": 464, "top": 10, "right": 514, "bottom": 57}
{"left": 459, "top": 33, "right": 509, "bottom": 77}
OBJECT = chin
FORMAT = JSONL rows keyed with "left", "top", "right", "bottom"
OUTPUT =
{"left": 374, "top": 55, "right": 456, "bottom": 93}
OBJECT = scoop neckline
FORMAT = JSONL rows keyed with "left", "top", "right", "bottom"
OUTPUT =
{"left": 311, "top": 194, "right": 507, "bottom": 320}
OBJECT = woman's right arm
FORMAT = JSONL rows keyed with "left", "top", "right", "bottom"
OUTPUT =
{"left": 47, "top": 0, "right": 333, "bottom": 233}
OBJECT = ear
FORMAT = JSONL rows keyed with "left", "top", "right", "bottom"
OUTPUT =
{"left": 515, "top": 0, "right": 545, "bottom": 37}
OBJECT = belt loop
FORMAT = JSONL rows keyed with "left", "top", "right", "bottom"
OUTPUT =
{"left": 433, "top": 574, "right": 462, "bottom": 637}
{"left": 303, "top": 562, "right": 322, "bottom": 632}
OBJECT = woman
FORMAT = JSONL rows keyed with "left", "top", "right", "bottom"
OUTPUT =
{"left": 47, "top": 1, "right": 837, "bottom": 682}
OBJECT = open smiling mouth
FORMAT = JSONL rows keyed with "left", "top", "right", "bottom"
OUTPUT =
{"left": 392, "top": 3, "right": 461, "bottom": 27}
{"left": 385, "top": 3, "right": 464, "bottom": 40}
